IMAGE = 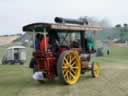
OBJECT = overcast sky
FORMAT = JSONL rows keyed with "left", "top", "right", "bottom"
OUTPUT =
{"left": 0, "top": 0, "right": 128, "bottom": 35}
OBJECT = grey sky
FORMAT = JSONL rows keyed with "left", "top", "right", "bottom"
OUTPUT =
{"left": 0, "top": 0, "right": 128, "bottom": 35}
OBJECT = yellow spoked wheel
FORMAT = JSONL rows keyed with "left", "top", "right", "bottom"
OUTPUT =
{"left": 57, "top": 51, "right": 81, "bottom": 85}
{"left": 91, "top": 62, "right": 100, "bottom": 78}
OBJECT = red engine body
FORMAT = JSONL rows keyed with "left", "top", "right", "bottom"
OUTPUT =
{"left": 33, "top": 48, "right": 89, "bottom": 80}
{"left": 33, "top": 50, "right": 56, "bottom": 80}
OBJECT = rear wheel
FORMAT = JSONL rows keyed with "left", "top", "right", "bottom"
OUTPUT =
{"left": 57, "top": 51, "right": 81, "bottom": 85}
{"left": 91, "top": 62, "right": 100, "bottom": 78}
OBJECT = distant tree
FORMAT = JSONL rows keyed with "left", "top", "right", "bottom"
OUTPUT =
{"left": 115, "top": 23, "right": 128, "bottom": 42}
{"left": 16, "top": 33, "right": 22, "bottom": 36}
{"left": 123, "top": 23, "right": 128, "bottom": 27}
{"left": 115, "top": 24, "right": 121, "bottom": 28}
{"left": 123, "top": 23, "right": 128, "bottom": 32}
{"left": 4, "top": 35, "right": 9, "bottom": 37}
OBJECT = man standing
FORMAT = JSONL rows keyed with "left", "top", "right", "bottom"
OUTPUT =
{"left": 40, "top": 34, "right": 48, "bottom": 52}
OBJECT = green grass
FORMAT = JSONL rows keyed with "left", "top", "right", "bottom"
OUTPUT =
{"left": 0, "top": 46, "right": 8, "bottom": 61}
{"left": 0, "top": 45, "right": 33, "bottom": 96}
{"left": 96, "top": 46, "right": 128, "bottom": 64}
{"left": 0, "top": 46, "right": 128, "bottom": 96}
{"left": 0, "top": 65, "right": 33, "bottom": 96}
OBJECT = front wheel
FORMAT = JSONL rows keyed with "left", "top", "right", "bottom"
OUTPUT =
{"left": 57, "top": 50, "right": 81, "bottom": 85}
{"left": 91, "top": 62, "right": 100, "bottom": 78}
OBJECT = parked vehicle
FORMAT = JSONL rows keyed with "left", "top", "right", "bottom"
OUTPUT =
{"left": 2, "top": 46, "right": 26, "bottom": 64}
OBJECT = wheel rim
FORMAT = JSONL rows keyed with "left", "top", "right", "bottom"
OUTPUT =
{"left": 62, "top": 51, "right": 81, "bottom": 84}
{"left": 93, "top": 63, "right": 100, "bottom": 78}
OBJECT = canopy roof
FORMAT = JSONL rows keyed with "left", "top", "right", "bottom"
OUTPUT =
{"left": 7, "top": 46, "right": 26, "bottom": 49}
{"left": 23, "top": 23, "right": 103, "bottom": 32}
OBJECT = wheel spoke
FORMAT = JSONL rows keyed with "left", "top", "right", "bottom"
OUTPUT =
{"left": 70, "top": 68, "right": 76, "bottom": 75}
{"left": 66, "top": 55, "right": 71, "bottom": 62}
{"left": 69, "top": 71, "right": 75, "bottom": 79}
{"left": 63, "top": 68, "right": 68, "bottom": 74}
{"left": 64, "top": 70, "right": 69, "bottom": 78}
{"left": 72, "top": 66, "right": 79, "bottom": 69}
{"left": 71, "top": 61, "right": 76, "bottom": 66}
{"left": 94, "top": 68, "right": 97, "bottom": 71}
{"left": 66, "top": 72, "right": 69, "bottom": 80}
{"left": 64, "top": 57, "right": 69, "bottom": 64}
{"left": 94, "top": 66, "right": 98, "bottom": 71}
{"left": 71, "top": 56, "right": 76, "bottom": 63}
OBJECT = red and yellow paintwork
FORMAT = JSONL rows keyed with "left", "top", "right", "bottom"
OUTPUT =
{"left": 33, "top": 47, "right": 96, "bottom": 81}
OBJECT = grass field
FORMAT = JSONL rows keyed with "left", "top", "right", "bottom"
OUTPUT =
{"left": 96, "top": 47, "right": 128, "bottom": 64}
{"left": 0, "top": 46, "right": 128, "bottom": 96}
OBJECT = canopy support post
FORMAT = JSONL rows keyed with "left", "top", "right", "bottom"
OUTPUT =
{"left": 32, "top": 30, "right": 35, "bottom": 52}
{"left": 43, "top": 28, "right": 47, "bottom": 52}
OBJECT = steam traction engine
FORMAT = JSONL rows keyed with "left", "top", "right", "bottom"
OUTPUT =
{"left": 23, "top": 17, "right": 103, "bottom": 85}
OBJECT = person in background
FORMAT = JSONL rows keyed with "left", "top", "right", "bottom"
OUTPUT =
{"left": 40, "top": 34, "right": 48, "bottom": 52}
{"left": 106, "top": 47, "right": 110, "bottom": 56}
{"left": 87, "top": 37, "right": 95, "bottom": 53}
{"left": 35, "top": 33, "right": 41, "bottom": 51}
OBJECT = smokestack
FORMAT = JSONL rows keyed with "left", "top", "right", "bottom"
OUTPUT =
{"left": 55, "top": 17, "right": 88, "bottom": 25}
